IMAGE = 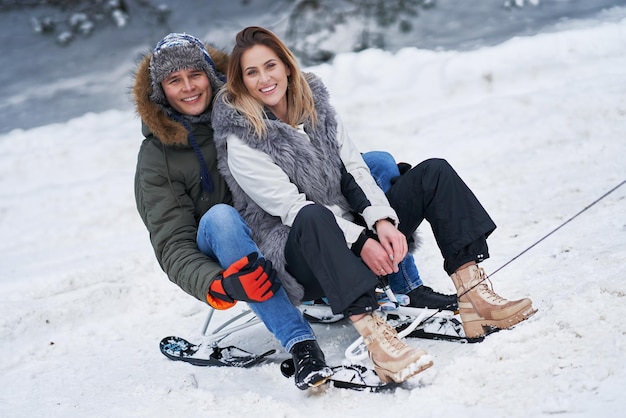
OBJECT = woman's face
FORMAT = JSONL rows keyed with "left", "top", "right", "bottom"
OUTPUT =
{"left": 161, "top": 68, "right": 212, "bottom": 116}
{"left": 240, "top": 44, "right": 291, "bottom": 120}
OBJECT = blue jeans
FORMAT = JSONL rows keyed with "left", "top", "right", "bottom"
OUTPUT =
{"left": 194, "top": 152, "right": 422, "bottom": 352}
{"left": 197, "top": 204, "right": 315, "bottom": 353}
{"left": 361, "top": 151, "right": 424, "bottom": 294}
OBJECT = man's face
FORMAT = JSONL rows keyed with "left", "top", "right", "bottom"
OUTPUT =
{"left": 161, "top": 68, "right": 212, "bottom": 116}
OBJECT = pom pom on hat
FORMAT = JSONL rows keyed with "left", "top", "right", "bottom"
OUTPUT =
{"left": 149, "top": 33, "right": 225, "bottom": 106}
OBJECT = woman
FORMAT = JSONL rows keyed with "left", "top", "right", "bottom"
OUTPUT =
{"left": 212, "top": 27, "right": 536, "bottom": 378}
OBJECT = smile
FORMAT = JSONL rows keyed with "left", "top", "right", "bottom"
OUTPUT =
{"left": 260, "top": 85, "right": 277, "bottom": 93}
{"left": 182, "top": 95, "right": 200, "bottom": 102}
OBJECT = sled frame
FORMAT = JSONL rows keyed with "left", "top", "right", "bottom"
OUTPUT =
{"left": 199, "top": 306, "right": 262, "bottom": 347}
{"left": 198, "top": 298, "right": 454, "bottom": 350}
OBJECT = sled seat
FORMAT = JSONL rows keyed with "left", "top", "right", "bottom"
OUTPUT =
{"left": 198, "top": 286, "right": 465, "bottom": 349}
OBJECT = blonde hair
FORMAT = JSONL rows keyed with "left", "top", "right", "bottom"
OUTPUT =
{"left": 223, "top": 26, "right": 317, "bottom": 138}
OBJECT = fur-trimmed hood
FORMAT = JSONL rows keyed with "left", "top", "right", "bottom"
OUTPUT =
{"left": 132, "top": 44, "right": 229, "bottom": 145}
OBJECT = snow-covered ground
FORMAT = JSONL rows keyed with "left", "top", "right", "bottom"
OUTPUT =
{"left": 1, "top": 11, "right": 625, "bottom": 418}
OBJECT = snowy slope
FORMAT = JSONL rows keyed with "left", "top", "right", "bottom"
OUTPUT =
{"left": 1, "top": 13, "right": 625, "bottom": 418}
{"left": 1, "top": 0, "right": 623, "bottom": 135}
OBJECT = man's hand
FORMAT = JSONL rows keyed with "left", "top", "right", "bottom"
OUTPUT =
{"left": 209, "top": 252, "right": 281, "bottom": 303}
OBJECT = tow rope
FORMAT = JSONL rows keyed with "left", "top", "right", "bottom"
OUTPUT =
{"left": 490, "top": 179, "right": 626, "bottom": 277}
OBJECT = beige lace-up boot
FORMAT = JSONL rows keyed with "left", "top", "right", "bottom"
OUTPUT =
{"left": 352, "top": 312, "right": 433, "bottom": 383}
{"left": 450, "top": 264, "right": 537, "bottom": 338}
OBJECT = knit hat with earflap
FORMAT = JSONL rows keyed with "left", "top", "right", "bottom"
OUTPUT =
{"left": 149, "top": 33, "right": 226, "bottom": 194}
{"left": 149, "top": 33, "right": 225, "bottom": 106}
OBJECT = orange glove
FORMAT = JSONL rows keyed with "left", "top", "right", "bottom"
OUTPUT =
{"left": 208, "top": 252, "right": 281, "bottom": 305}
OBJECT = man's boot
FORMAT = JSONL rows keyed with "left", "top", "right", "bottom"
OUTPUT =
{"left": 406, "top": 285, "right": 458, "bottom": 311}
{"left": 450, "top": 264, "right": 537, "bottom": 338}
{"left": 352, "top": 312, "right": 433, "bottom": 383}
{"left": 290, "top": 340, "right": 333, "bottom": 390}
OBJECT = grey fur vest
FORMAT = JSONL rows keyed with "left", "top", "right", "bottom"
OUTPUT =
{"left": 213, "top": 74, "right": 352, "bottom": 305}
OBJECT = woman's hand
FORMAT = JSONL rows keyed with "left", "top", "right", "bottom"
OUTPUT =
{"left": 360, "top": 219, "right": 408, "bottom": 276}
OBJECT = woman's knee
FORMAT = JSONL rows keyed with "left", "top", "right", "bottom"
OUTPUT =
{"left": 420, "top": 158, "right": 450, "bottom": 170}
{"left": 412, "top": 158, "right": 455, "bottom": 180}
{"left": 293, "top": 204, "right": 333, "bottom": 230}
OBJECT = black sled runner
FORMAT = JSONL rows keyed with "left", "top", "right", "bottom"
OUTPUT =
{"left": 160, "top": 335, "right": 395, "bottom": 392}
{"left": 160, "top": 335, "right": 275, "bottom": 368}
{"left": 279, "top": 357, "right": 398, "bottom": 393}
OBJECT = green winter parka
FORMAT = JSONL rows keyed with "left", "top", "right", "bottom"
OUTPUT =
{"left": 132, "top": 46, "right": 232, "bottom": 304}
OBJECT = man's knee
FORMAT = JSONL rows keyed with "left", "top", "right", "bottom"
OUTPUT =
{"left": 199, "top": 204, "right": 240, "bottom": 229}
{"left": 362, "top": 150, "right": 396, "bottom": 168}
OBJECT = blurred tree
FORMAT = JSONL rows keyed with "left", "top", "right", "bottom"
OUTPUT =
{"left": 1, "top": 0, "right": 541, "bottom": 62}
{"left": 285, "top": 0, "right": 436, "bottom": 65}
{"left": 0, "top": 0, "right": 170, "bottom": 46}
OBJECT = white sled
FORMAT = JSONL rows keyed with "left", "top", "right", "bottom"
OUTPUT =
{"left": 198, "top": 286, "right": 470, "bottom": 354}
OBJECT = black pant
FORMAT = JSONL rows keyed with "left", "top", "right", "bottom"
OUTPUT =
{"left": 386, "top": 158, "right": 497, "bottom": 274}
{"left": 285, "top": 204, "right": 378, "bottom": 316}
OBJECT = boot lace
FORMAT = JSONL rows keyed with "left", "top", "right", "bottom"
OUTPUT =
{"left": 372, "top": 314, "right": 406, "bottom": 353}
{"left": 471, "top": 267, "right": 509, "bottom": 304}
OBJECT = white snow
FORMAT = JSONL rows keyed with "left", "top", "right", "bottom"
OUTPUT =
{"left": 1, "top": 15, "right": 625, "bottom": 418}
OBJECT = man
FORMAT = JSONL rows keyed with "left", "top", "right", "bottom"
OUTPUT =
{"left": 132, "top": 33, "right": 455, "bottom": 390}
